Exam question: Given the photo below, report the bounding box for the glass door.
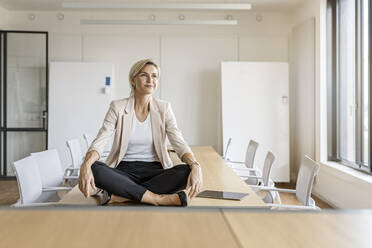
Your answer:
[0,31,48,178]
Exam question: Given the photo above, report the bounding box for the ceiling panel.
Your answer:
[0,0,306,11]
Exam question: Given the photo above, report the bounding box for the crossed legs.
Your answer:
[91,161,191,206]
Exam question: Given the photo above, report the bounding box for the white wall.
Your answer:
[291,0,372,208]
[289,18,315,180]
[5,10,291,161]
[291,0,322,164]
[0,6,9,28]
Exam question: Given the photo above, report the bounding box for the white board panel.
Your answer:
[221,62,289,182]
[49,62,114,167]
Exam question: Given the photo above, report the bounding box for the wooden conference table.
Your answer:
[59,146,266,207]
[3,147,371,247]
[1,208,371,248]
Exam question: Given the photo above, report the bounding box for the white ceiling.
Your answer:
[0,0,306,11]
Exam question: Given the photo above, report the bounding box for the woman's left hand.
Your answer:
[186,165,203,198]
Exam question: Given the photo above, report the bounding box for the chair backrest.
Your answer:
[83,133,94,151]
[295,156,320,206]
[223,138,232,160]
[261,151,276,186]
[31,149,64,187]
[66,139,84,169]
[244,140,259,168]
[12,156,42,204]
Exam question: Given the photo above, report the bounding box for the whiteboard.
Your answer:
[221,62,289,182]
[49,62,114,168]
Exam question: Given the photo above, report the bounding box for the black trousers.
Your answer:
[91,160,191,202]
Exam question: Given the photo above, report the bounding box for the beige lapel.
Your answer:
[118,96,134,161]
[149,97,163,161]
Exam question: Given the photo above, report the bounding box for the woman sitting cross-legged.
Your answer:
[78,59,203,206]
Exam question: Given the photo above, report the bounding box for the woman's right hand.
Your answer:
[78,150,99,197]
[78,163,97,198]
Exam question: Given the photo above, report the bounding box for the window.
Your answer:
[327,0,371,173]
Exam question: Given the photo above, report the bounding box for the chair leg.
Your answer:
[274,191,282,204]
[268,179,282,204]
[262,191,274,204]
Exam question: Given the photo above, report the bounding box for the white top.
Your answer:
[122,112,159,162]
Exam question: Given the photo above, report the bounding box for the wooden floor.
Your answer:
[0,180,19,206]
[0,179,332,208]
[274,183,332,209]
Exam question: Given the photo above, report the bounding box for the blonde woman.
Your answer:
[78,59,203,206]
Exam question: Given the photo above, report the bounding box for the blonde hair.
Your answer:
[128,58,160,95]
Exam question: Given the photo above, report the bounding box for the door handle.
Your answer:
[41,110,48,130]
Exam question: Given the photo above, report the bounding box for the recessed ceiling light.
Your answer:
[28,13,36,21]
[256,14,263,22]
[57,13,65,20]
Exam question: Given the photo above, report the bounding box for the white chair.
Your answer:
[224,139,280,202]
[83,133,110,157]
[251,155,320,210]
[241,151,280,203]
[83,133,94,152]
[222,137,232,160]
[12,156,71,207]
[66,138,85,175]
[31,149,78,187]
[226,139,259,171]
[226,139,261,182]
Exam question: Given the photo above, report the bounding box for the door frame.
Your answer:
[0,30,49,179]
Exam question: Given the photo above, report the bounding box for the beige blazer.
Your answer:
[88,96,193,169]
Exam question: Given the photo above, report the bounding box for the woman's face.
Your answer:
[132,64,158,95]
